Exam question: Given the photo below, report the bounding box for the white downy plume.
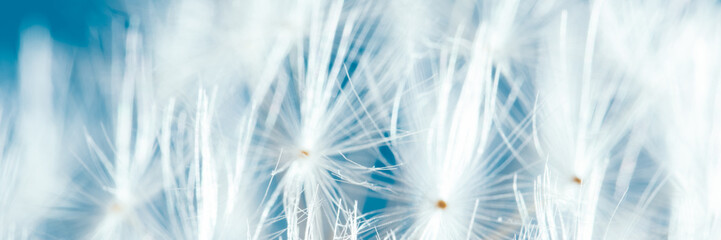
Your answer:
[2,24,74,239]
[632,1,721,238]
[251,0,393,239]
[371,16,535,238]
[42,27,171,239]
[528,1,667,239]
[368,1,555,239]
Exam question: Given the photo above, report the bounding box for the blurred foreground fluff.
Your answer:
[1,0,721,239]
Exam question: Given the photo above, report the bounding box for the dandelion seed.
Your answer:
[435,200,447,210]
[572,176,582,185]
[4,0,721,239]
[299,150,310,158]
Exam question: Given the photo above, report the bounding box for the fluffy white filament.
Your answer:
[2,0,721,239]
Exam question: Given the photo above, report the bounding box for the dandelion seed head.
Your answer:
[7,0,714,239]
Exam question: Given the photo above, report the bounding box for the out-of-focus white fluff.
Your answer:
[634,1,721,238]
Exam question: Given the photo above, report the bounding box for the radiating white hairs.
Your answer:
[2,0,720,239]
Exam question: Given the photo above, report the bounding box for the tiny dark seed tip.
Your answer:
[436,200,447,209]
[573,176,582,184]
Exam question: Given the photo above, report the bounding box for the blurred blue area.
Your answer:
[0,0,116,49]
[0,0,119,83]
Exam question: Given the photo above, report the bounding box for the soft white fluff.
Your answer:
[3,0,721,239]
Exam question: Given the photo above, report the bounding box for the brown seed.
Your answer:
[436,200,447,209]
[300,150,310,157]
[573,176,582,184]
